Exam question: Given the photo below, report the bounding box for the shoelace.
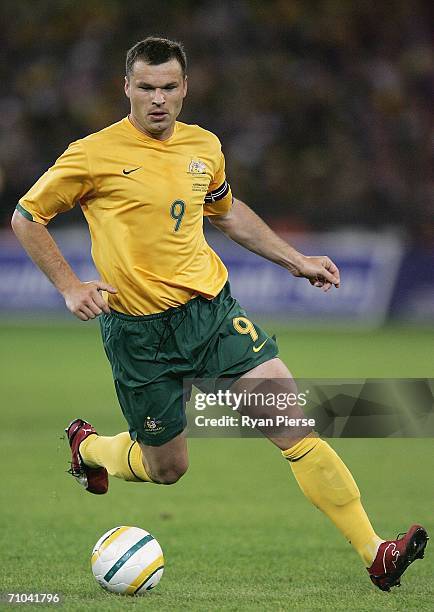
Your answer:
[66,463,83,476]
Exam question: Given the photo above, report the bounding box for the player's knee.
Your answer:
[150,460,188,485]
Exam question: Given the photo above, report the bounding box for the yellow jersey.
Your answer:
[18,117,233,314]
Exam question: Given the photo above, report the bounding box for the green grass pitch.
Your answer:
[0,321,433,611]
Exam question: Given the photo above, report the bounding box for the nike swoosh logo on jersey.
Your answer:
[253,338,269,353]
[122,167,142,175]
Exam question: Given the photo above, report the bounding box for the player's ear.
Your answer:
[124,76,130,98]
[183,75,188,98]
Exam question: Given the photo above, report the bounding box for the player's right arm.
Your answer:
[11,140,117,321]
[11,211,116,321]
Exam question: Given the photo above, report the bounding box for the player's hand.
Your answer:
[293,255,340,292]
[62,280,118,321]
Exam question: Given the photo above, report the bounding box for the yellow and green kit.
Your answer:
[17,117,278,444]
[100,283,277,445]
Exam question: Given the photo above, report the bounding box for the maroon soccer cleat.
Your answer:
[367,524,428,591]
[65,418,108,495]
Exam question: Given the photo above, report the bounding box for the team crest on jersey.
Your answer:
[188,159,207,174]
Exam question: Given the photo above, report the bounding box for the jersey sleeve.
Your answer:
[16,140,93,225]
[203,150,232,217]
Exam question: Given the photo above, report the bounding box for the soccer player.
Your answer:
[11,37,427,591]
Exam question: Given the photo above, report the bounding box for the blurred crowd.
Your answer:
[1,0,432,242]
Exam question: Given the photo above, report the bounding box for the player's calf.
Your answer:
[140,452,189,485]
[148,464,188,485]
[137,434,189,484]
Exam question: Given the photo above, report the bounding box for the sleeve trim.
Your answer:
[204,180,230,203]
[16,203,34,222]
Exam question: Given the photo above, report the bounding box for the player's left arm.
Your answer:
[208,197,340,292]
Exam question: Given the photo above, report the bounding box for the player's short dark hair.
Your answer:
[126,37,187,78]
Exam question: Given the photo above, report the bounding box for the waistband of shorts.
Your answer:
[109,295,203,321]
[108,281,230,321]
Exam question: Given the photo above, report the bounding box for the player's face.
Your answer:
[125,59,187,140]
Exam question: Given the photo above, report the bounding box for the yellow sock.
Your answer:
[282,437,383,566]
[80,433,153,483]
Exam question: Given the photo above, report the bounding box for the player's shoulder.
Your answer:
[59,119,128,163]
[176,121,222,149]
[77,119,127,148]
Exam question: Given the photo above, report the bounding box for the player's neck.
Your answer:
[128,114,175,141]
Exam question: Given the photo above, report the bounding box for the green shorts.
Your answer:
[99,282,278,446]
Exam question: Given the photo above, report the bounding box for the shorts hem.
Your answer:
[217,346,280,390]
[133,424,186,447]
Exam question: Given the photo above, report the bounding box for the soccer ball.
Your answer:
[91,526,164,595]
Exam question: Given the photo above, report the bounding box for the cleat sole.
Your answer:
[369,526,429,592]
[64,418,109,495]
[387,527,428,590]
[411,529,428,561]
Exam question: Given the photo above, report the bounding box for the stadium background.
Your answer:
[1,1,433,610]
